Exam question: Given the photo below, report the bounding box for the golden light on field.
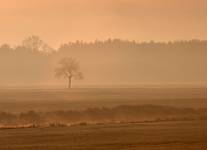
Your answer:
[1,2,207,150]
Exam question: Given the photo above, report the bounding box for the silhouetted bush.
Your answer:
[0,105,206,128]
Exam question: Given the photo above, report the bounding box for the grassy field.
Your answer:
[1,88,207,149]
[1,121,207,150]
[1,88,207,113]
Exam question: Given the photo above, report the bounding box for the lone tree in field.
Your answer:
[55,57,83,88]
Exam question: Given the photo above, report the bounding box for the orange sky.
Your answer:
[0,0,207,47]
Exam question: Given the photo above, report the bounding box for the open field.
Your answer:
[1,88,207,113]
[1,88,207,149]
[1,121,207,150]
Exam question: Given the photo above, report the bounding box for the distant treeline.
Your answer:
[2,38,207,53]
[0,37,207,86]
[1,105,207,128]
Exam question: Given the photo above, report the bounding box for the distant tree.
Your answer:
[0,44,11,50]
[55,57,83,88]
[0,44,12,54]
[22,35,54,53]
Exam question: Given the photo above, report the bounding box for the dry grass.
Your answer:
[1,121,207,150]
[1,88,207,149]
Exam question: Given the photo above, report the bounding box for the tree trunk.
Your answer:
[68,77,72,88]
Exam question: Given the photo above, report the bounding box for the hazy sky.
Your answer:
[0,0,207,47]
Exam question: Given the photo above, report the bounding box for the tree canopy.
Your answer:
[55,57,83,88]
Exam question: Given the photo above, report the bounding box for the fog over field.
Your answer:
[1,39,207,88]
[1,0,207,149]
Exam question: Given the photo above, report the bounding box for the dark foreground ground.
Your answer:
[1,121,207,150]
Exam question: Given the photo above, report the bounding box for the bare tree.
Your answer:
[22,35,54,53]
[55,57,83,88]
